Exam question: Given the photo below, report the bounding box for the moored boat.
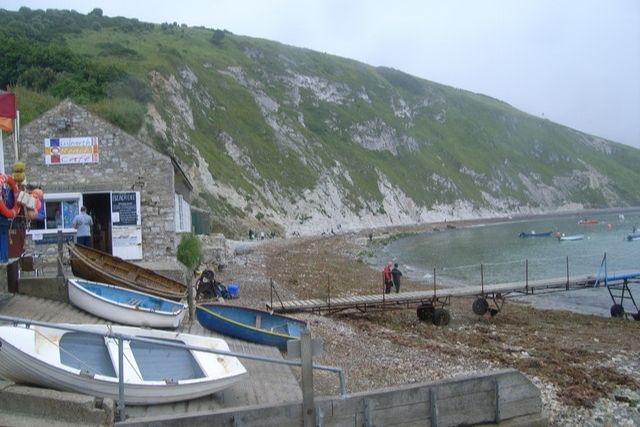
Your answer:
[627,232,640,242]
[67,278,186,328]
[196,303,307,349]
[67,243,187,300]
[0,322,247,404]
[578,219,599,225]
[519,230,553,238]
[558,233,585,241]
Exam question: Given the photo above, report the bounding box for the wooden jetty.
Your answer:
[267,272,640,325]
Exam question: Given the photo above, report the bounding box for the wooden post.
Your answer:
[433,268,437,297]
[301,328,314,427]
[57,230,64,278]
[327,274,331,308]
[480,263,484,295]
[270,278,273,308]
[525,259,529,294]
[187,272,194,321]
[566,256,569,290]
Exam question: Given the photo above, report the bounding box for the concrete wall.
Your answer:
[10,100,176,261]
[118,369,546,427]
[0,380,114,427]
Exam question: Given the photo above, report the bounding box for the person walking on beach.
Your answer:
[72,206,93,247]
[391,263,403,293]
[382,262,393,294]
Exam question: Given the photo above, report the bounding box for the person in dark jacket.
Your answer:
[391,263,403,293]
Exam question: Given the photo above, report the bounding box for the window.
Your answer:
[29,193,81,231]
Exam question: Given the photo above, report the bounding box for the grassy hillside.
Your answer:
[2,8,639,237]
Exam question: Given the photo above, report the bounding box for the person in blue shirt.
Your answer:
[72,206,93,247]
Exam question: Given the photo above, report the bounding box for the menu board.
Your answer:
[111,192,137,226]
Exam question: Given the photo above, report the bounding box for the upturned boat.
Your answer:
[0,322,247,404]
[67,243,187,300]
[67,278,187,328]
[196,303,307,349]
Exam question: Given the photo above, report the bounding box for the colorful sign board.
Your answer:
[44,137,99,165]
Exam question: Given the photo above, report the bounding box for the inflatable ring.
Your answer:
[0,175,21,219]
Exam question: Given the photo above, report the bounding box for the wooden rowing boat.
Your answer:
[67,243,187,300]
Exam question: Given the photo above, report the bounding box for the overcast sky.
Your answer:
[5,0,640,148]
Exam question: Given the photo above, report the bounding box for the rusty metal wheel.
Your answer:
[472,297,488,315]
[432,308,451,326]
[417,303,434,321]
[610,304,625,318]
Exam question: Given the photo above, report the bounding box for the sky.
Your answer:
[4,0,640,149]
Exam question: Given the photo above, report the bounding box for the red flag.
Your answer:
[0,92,17,119]
[0,117,12,132]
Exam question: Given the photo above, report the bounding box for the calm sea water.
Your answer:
[371,210,640,316]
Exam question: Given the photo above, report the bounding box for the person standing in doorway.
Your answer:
[391,263,403,293]
[72,206,93,247]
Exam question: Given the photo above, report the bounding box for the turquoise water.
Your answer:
[372,210,640,316]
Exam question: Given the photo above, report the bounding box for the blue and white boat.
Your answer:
[627,232,640,241]
[67,278,186,328]
[0,322,246,404]
[196,303,307,349]
[519,230,553,238]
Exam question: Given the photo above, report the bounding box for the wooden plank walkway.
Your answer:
[267,274,599,314]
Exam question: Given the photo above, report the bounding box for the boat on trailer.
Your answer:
[67,243,187,300]
[67,278,187,328]
[196,303,307,349]
[0,322,247,405]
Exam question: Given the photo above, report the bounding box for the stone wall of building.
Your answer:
[9,100,176,261]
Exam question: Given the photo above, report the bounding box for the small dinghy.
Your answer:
[0,322,247,405]
[558,233,585,241]
[196,303,307,349]
[67,278,187,328]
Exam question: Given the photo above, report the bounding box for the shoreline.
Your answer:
[219,230,640,426]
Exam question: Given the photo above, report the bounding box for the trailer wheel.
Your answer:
[417,303,434,321]
[472,298,488,315]
[610,304,625,318]
[432,308,451,326]
[632,311,640,321]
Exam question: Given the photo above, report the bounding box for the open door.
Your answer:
[110,192,142,260]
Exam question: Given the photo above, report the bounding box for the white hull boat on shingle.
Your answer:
[0,322,247,405]
[67,278,186,328]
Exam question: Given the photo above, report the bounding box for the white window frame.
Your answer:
[26,192,82,237]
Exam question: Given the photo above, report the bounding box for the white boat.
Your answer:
[558,233,585,241]
[67,278,187,329]
[0,322,247,405]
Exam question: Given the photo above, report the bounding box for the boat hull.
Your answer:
[558,234,585,241]
[519,231,552,238]
[67,278,186,328]
[0,323,246,405]
[196,304,307,349]
[68,243,186,300]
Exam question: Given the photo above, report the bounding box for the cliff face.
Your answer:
[134,34,638,237]
[4,9,638,238]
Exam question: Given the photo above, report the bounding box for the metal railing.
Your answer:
[0,315,345,422]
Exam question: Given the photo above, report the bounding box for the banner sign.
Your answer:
[44,137,99,164]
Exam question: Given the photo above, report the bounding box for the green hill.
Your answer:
[2,7,639,237]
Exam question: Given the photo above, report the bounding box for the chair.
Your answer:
[18,252,43,278]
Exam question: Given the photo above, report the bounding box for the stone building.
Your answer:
[5,100,191,262]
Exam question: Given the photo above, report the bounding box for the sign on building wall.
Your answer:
[111,192,142,260]
[44,137,99,164]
